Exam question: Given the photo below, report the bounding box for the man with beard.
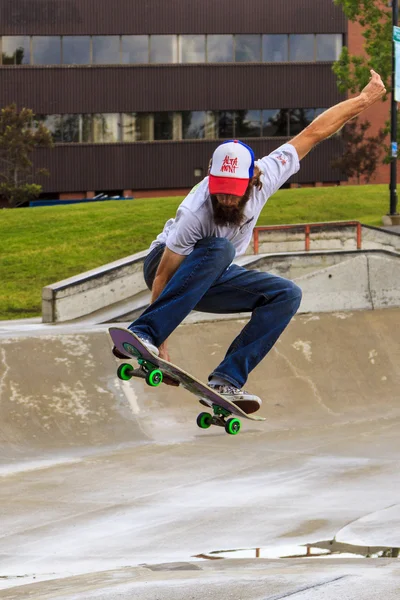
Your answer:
[121,70,385,409]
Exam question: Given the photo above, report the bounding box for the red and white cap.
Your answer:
[209,140,255,197]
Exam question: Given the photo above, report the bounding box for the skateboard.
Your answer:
[109,327,265,435]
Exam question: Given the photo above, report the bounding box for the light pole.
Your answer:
[390,0,399,216]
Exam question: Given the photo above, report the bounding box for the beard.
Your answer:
[210,194,249,227]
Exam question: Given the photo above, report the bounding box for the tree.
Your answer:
[333,0,392,94]
[0,104,53,207]
[333,1,397,169]
[331,118,386,184]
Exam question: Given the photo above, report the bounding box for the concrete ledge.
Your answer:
[42,224,400,323]
[42,250,148,323]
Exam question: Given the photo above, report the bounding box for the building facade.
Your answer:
[0,0,348,199]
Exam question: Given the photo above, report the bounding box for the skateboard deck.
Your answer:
[109,327,265,435]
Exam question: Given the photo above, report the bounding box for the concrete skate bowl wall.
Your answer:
[0,310,399,471]
[41,224,400,324]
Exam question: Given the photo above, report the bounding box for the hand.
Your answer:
[360,70,386,107]
[158,341,170,362]
[158,342,180,387]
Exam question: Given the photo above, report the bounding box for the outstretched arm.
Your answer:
[290,70,387,160]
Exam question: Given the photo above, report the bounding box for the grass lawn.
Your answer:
[0,184,391,320]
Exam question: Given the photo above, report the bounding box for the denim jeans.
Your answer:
[129,237,302,389]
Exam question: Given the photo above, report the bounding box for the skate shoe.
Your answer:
[113,332,160,358]
[209,384,262,415]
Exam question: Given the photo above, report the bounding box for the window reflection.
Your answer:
[32,37,61,65]
[92,36,120,64]
[289,108,315,135]
[121,36,149,64]
[235,35,261,62]
[180,35,205,63]
[236,110,261,138]
[62,115,80,142]
[92,114,121,142]
[2,36,30,64]
[316,34,342,61]
[150,36,178,64]
[182,111,206,139]
[62,36,90,65]
[154,112,174,140]
[205,111,217,139]
[262,35,288,62]
[207,35,234,63]
[35,115,63,142]
[122,113,152,141]
[262,109,289,136]
[217,111,235,138]
[29,109,329,143]
[289,34,315,61]
[314,108,327,118]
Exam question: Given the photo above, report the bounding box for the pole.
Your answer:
[390,0,399,215]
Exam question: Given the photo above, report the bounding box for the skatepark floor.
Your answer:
[0,309,399,599]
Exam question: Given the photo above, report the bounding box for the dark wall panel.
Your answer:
[0,64,344,113]
[1,0,346,35]
[33,139,345,193]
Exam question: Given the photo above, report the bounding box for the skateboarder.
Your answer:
[120,70,386,408]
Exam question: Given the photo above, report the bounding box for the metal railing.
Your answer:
[252,221,363,254]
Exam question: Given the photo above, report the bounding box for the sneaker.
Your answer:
[129,331,160,357]
[112,332,160,359]
[209,384,262,415]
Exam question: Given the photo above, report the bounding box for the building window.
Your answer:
[92,114,121,142]
[122,112,153,141]
[182,111,206,139]
[262,34,288,62]
[289,108,315,135]
[316,34,342,61]
[235,110,261,138]
[235,35,262,62]
[32,36,61,65]
[289,34,315,62]
[207,35,234,63]
[62,36,91,65]
[121,113,137,142]
[154,112,174,140]
[262,109,289,136]
[179,35,206,63]
[121,36,149,64]
[92,36,120,65]
[2,36,31,64]
[315,108,327,118]
[150,35,178,64]
[34,109,328,143]
[35,115,63,142]
[62,114,81,142]
[136,113,153,141]
[216,111,235,138]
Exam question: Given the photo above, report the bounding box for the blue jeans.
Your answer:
[129,237,302,389]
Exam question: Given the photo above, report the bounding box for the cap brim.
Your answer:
[209,175,249,197]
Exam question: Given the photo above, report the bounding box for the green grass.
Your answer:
[0,184,391,320]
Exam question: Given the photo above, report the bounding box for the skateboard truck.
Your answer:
[117,361,163,387]
[197,404,242,435]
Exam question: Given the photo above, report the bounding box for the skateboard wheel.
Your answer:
[225,418,241,435]
[117,363,133,381]
[197,412,213,429]
[146,369,163,387]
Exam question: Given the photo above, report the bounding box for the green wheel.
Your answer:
[225,418,241,435]
[146,369,163,387]
[197,412,213,429]
[117,363,133,381]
